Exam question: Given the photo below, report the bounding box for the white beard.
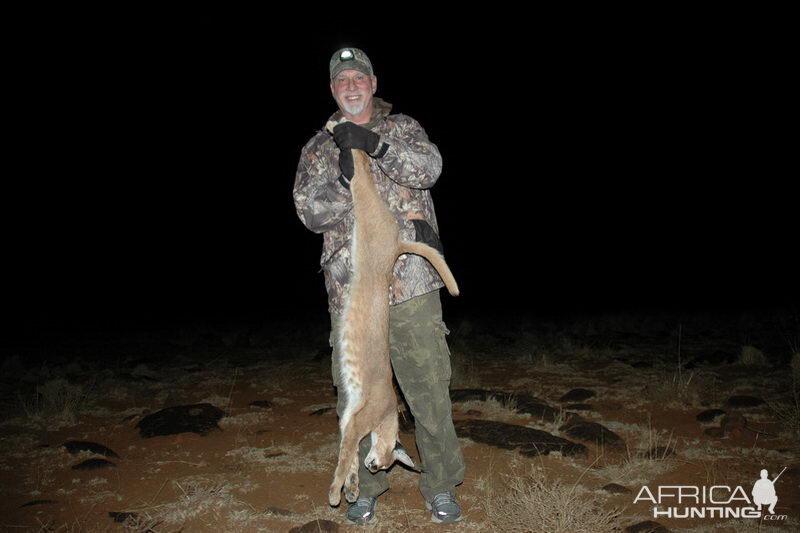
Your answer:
[340,94,368,117]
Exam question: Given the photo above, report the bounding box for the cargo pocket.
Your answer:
[434,321,452,381]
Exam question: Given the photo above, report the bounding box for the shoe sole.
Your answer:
[431,514,463,524]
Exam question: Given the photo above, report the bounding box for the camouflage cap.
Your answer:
[329,47,374,79]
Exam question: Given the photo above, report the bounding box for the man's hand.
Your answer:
[333,122,380,154]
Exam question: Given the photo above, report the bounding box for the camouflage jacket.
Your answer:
[293,98,447,314]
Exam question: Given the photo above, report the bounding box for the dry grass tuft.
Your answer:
[120,513,173,533]
[166,479,235,522]
[18,378,93,428]
[456,395,521,422]
[484,468,623,533]
[641,370,699,407]
[595,418,678,485]
[537,407,569,436]
[737,345,767,366]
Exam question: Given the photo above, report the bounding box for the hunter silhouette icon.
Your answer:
[752,468,785,515]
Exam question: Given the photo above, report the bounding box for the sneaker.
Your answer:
[346,496,377,525]
[426,492,462,524]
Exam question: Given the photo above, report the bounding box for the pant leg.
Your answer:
[389,290,465,502]
[329,312,390,499]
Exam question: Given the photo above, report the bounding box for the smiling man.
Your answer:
[293,48,464,525]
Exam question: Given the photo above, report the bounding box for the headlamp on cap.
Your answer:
[329,47,373,79]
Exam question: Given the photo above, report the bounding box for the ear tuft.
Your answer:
[326,117,349,134]
[393,441,415,468]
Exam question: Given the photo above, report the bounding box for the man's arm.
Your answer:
[374,115,443,189]
[293,138,353,234]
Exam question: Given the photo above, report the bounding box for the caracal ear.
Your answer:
[326,118,347,134]
[393,441,415,468]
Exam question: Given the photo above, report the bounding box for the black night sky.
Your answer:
[5,13,796,356]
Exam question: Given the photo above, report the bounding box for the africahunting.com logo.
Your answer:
[634,468,788,521]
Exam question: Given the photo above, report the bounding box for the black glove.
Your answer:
[337,149,354,189]
[333,122,380,154]
[412,219,445,255]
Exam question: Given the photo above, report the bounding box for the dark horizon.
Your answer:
[6,16,796,347]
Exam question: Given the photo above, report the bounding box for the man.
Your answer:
[293,48,464,525]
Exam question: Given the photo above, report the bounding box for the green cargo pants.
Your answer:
[330,289,465,502]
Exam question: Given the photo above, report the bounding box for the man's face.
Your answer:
[330,69,377,124]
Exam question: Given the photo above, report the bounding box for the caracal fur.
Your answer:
[326,119,459,507]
